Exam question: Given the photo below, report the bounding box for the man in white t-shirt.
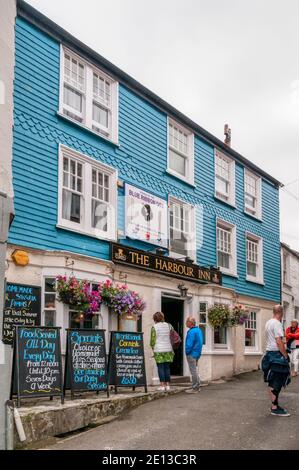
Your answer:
[262,305,291,417]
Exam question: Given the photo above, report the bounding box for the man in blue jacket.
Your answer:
[185,316,203,394]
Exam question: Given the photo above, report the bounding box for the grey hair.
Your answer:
[291,319,299,324]
[186,316,196,326]
[273,305,283,315]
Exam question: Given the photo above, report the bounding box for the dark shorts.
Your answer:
[261,351,290,393]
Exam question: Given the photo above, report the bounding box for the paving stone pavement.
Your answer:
[41,371,299,450]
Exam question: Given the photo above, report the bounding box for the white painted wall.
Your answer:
[6,245,275,386]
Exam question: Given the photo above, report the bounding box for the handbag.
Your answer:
[169,324,182,350]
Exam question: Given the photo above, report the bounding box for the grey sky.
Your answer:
[27,0,299,250]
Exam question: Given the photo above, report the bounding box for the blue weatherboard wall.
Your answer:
[10,16,281,302]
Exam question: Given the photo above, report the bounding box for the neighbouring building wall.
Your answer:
[281,243,299,326]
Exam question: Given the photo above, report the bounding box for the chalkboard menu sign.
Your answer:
[108,331,147,393]
[10,326,64,407]
[2,283,41,345]
[64,329,109,398]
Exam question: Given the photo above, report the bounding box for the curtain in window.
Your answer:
[92,200,108,231]
[62,189,81,223]
[214,327,227,344]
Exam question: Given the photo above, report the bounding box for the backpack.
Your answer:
[168,324,182,350]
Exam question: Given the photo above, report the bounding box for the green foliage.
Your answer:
[208,304,231,328]
[208,304,248,328]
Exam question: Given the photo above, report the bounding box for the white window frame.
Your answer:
[213,325,229,349]
[246,232,264,284]
[244,309,260,353]
[198,302,208,348]
[57,144,117,241]
[212,303,232,350]
[216,219,237,277]
[42,277,57,327]
[59,46,119,144]
[168,195,196,259]
[167,117,194,185]
[244,169,262,220]
[214,149,235,206]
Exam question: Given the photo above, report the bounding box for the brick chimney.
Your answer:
[224,124,231,147]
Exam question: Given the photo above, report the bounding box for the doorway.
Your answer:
[161,296,184,376]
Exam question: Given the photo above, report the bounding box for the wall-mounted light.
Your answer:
[185,257,194,264]
[178,283,188,298]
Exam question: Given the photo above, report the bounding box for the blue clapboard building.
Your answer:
[7,0,282,382]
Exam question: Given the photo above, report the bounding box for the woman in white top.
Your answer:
[150,311,174,391]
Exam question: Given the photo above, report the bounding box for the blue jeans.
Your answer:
[157,362,171,383]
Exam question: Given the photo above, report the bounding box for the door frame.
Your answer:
[161,292,185,376]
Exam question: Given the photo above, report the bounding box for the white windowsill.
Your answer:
[244,209,262,222]
[246,276,265,286]
[214,194,236,209]
[169,251,196,261]
[244,351,263,356]
[57,112,120,147]
[202,350,234,355]
[56,223,117,242]
[220,269,239,279]
[165,169,196,188]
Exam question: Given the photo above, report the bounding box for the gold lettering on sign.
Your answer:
[167,261,174,273]
[178,265,184,275]
[187,267,195,277]
[130,252,150,266]
[198,270,211,281]
[172,263,178,274]
[155,259,163,270]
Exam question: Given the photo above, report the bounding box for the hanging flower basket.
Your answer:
[208,304,231,328]
[208,303,249,328]
[55,276,101,314]
[56,276,146,319]
[230,304,248,326]
[98,280,146,319]
[97,280,126,309]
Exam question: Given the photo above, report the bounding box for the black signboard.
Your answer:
[10,326,64,407]
[111,243,222,285]
[64,329,109,399]
[108,331,147,393]
[2,283,41,345]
